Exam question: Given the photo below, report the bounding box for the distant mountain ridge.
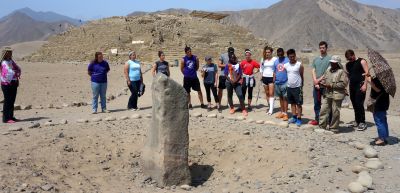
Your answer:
[13,7,83,25]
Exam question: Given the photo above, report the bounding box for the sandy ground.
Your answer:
[0,52,400,192]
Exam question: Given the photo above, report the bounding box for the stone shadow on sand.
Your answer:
[190,164,214,187]
[20,117,49,122]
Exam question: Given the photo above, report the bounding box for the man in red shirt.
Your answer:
[240,49,260,110]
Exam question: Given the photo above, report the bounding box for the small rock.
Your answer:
[58,132,65,138]
[119,116,129,120]
[314,129,326,133]
[91,117,102,122]
[9,126,23,131]
[365,158,384,170]
[357,171,373,189]
[348,182,366,193]
[63,145,73,152]
[62,103,70,107]
[264,120,276,125]
[34,105,43,109]
[278,122,289,128]
[363,146,378,158]
[28,123,41,129]
[59,119,68,124]
[22,105,32,110]
[207,114,217,118]
[55,106,62,109]
[256,120,264,124]
[180,184,192,191]
[243,131,250,135]
[105,116,116,121]
[2,132,11,135]
[236,116,246,121]
[44,122,55,127]
[81,102,88,106]
[41,184,54,191]
[131,114,142,119]
[245,119,255,123]
[14,104,22,110]
[352,165,367,174]
[76,119,89,123]
[353,142,366,150]
[217,115,224,119]
[192,112,202,118]
[47,104,54,108]
[227,116,236,120]
[145,114,152,118]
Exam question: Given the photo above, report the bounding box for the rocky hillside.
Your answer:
[0,12,74,47]
[27,14,268,63]
[223,0,400,50]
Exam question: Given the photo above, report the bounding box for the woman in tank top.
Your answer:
[152,51,170,77]
[124,51,143,111]
[260,46,277,115]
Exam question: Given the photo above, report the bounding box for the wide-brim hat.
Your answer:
[329,55,343,69]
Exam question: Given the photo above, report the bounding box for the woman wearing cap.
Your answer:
[224,54,247,116]
[318,55,348,132]
[124,51,143,111]
[152,51,170,77]
[240,49,260,110]
[88,52,110,114]
[260,46,277,115]
[1,47,21,123]
[201,56,220,111]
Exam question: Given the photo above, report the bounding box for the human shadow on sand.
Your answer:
[20,117,49,122]
[190,164,214,187]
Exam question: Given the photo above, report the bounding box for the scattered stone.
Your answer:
[352,165,367,174]
[363,146,378,158]
[8,126,23,132]
[217,115,224,119]
[72,101,81,107]
[59,119,68,125]
[91,117,102,122]
[44,122,55,127]
[119,116,129,120]
[353,142,366,150]
[62,103,70,107]
[47,104,54,108]
[63,145,73,152]
[227,116,236,120]
[314,129,325,133]
[105,116,117,121]
[365,158,384,170]
[245,119,255,123]
[236,116,246,121]
[131,114,142,119]
[2,132,11,135]
[256,120,264,124]
[28,122,41,129]
[14,104,22,110]
[55,106,62,109]
[348,182,366,193]
[243,131,250,135]
[357,171,373,189]
[145,114,152,118]
[81,102,88,106]
[41,184,54,191]
[180,184,192,191]
[34,106,43,109]
[142,74,191,186]
[207,114,217,118]
[76,119,89,123]
[192,112,202,118]
[22,105,32,110]
[58,132,65,138]
[264,120,276,125]
[278,122,289,128]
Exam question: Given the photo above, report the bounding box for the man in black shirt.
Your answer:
[345,50,369,131]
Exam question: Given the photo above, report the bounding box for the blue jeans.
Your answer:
[91,82,107,112]
[373,111,389,140]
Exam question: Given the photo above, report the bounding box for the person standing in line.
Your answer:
[365,74,390,146]
[151,51,170,77]
[218,47,235,107]
[260,46,277,115]
[319,55,348,132]
[88,52,110,114]
[273,48,289,121]
[285,49,304,127]
[201,56,220,111]
[240,49,260,111]
[309,41,332,126]
[124,51,143,111]
[180,46,205,109]
[1,47,21,123]
[225,54,247,116]
[345,49,369,131]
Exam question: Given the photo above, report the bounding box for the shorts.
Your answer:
[287,87,303,105]
[218,76,227,89]
[262,77,274,85]
[183,77,201,93]
[275,83,287,98]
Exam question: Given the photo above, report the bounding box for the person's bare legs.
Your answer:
[283,99,288,114]
[279,96,284,114]
[197,90,204,105]
[264,85,269,108]
[291,104,297,117]
[297,105,302,119]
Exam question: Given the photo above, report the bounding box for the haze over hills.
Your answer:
[127,8,191,17]
[223,0,400,50]
[0,8,81,47]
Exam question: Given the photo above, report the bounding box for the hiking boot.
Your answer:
[357,123,367,131]
[308,120,318,126]
[282,114,289,121]
[242,109,248,117]
[275,112,284,119]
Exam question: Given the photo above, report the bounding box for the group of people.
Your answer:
[0,42,391,146]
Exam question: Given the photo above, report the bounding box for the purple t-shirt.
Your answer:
[88,60,110,83]
[183,55,198,78]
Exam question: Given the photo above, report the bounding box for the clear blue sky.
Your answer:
[1,0,399,20]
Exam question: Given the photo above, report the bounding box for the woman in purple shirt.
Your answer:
[88,52,110,114]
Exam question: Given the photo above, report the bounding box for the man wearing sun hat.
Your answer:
[318,55,348,132]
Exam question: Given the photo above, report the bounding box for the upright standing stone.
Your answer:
[142,74,191,187]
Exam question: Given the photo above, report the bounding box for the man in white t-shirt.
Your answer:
[284,49,304,127]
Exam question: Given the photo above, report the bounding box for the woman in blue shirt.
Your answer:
[124,51,143,111]
[88,52,110,114]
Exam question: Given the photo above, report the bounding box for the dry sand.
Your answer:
[0,52,400,192]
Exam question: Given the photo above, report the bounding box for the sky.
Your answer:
[1,0,399,20]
